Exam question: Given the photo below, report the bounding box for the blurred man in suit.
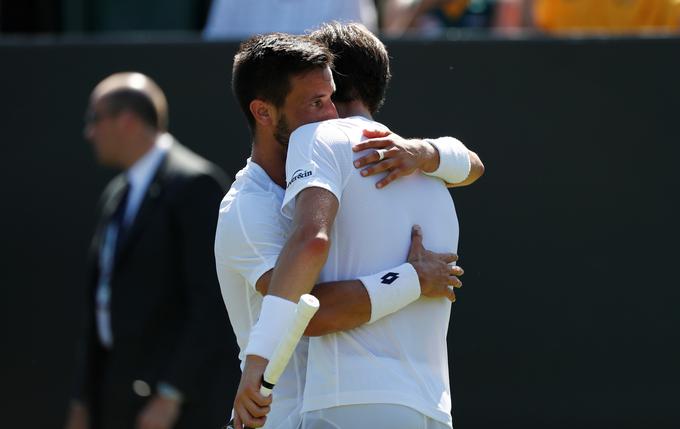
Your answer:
[65,72,233,429]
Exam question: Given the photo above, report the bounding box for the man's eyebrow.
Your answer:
[309,92,330,100]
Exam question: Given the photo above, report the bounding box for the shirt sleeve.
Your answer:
[215,193,285,289]
[281,121,351,219]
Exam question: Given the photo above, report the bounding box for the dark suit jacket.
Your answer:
[74,139,236,429]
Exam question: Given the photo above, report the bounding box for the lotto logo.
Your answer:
[381,272,399,285]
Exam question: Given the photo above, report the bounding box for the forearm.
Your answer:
[263,225,450,337]
[245,220,331,360]
[267,188,337,302]
[448,150,484,187]
[306,280,370,336]
[266,224,330,303]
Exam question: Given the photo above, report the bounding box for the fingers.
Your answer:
[359,155,414,190]
[441,253,459,264]
[249,387,273,408]
[355,130,392,145]
[375,168,404,189]
[447,286,457,303]
[233,414,242,429]
[232,369,272,429]
[449,263,463,292]
[246,397,271,417]
[234,408,264,429]
[446,274,462,302]
[416,253,464,301]
[239,386,271,417]
[354,144,395,169]
[358,157,398,180]
[354,137,393,152]
[411,224,423,241]
[361,128,392,139]
[408,225,424,260]
[234,403,267,428]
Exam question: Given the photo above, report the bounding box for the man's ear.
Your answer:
[250,99,275,127]
[115,110,137,132]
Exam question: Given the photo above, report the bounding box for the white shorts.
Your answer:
[301,404,450,429]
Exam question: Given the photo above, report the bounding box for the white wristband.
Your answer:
[359,262,421,324]
[423,137,471,184]
[245,295,298,360]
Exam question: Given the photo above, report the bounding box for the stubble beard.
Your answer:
[273,113,292,148]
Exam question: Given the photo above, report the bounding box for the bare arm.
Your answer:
[448,150,484,187]
[266,187,338,302]
[232,187,336,428]
[257,270,368,336]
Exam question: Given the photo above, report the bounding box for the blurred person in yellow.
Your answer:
[535,0,680,34]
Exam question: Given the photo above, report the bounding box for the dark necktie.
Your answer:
[112,180,130,255]
[96,179,130,348]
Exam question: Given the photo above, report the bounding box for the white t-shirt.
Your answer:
[215,158,308,429]
[283,116,459,427]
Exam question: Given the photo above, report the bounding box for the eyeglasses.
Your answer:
[84,110,115,124]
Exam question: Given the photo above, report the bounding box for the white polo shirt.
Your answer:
[283,116,459,427]
[215,158,308,429]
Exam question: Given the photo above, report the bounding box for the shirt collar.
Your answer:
[126,133,172,189]
[245,157,285,199]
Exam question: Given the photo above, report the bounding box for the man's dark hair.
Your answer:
[101,88,163,131]
[309,22,391,115]
[232,33,334,130]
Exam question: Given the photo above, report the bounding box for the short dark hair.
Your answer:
[101,88,162,130]
[309,22,391,115]
[232,33,334,130]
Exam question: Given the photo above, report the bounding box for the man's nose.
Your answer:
[325,102,338,120]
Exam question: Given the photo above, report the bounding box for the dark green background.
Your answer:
[1,37,678,428]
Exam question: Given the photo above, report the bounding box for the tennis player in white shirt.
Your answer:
[237,23,484,429]
[223,29,483,428]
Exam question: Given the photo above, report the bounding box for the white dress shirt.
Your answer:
[122,133,172,227]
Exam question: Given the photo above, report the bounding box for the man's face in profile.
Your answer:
[272,66,337,146]
[83,97,123,167]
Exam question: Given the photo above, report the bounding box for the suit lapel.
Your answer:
[115,148,173,265]
[102,177,129,223]
[92,176,128,252]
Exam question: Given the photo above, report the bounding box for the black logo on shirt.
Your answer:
[287,169,312,188]
[381,272,399,285]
